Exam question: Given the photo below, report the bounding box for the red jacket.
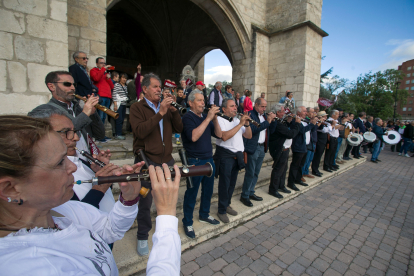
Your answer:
[90,67,114,98]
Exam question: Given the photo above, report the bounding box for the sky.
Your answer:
[204,0,414,86]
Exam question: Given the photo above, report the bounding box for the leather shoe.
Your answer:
[370,160,378,163]
[332,165,339,169]
[301,177,306,182]
[312,172,323,177]
[343,157,352,160]
[240,197,253,207]
[249,194,263,201]
[269,191,283,198]
[376,159,381,162]
[217,213,229,223]
[303,174,315,178]
[336,161,345,164]
[295,181,309,186]
[323,167,333,173]
[330,167,338,171]
[279,188,291,193]
[288,184,300,191]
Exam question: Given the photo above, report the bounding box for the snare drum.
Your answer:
[347,133,362,146]
[363,132,377,143]
[383,130,401,145]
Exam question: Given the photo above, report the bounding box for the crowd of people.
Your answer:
[0,50,413,275]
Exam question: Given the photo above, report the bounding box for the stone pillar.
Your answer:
[251,32,269,101]
[67,0,107,69]
[0,0,69,115]
[194,56,205,83]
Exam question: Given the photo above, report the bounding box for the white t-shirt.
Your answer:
[68,155,115,213]
[302,121,311,145]
[258,114,266,143]
[216,116,245,153]
[327,118,340,138]
[283,138,293,149]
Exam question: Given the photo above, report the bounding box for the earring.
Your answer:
[7,197,11,203]
[18,199,23,205]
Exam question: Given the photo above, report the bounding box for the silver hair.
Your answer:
[270,103,284,114]
[221,98,234,108]
[27,108,68,121]
[330,109,339,117]
[72,51,86,61]
[374,117,382,125]
[215,81,222,88]
[314,106,319,110]
[295,106,305,115]
[254,97,263,105]
[188,89,203,102]
[141,73,162,89]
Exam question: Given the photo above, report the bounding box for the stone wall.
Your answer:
[0,0,68,114]
[193,56,205,83]
[67,0,107,69]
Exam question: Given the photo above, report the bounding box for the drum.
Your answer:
[363,132,377,143]
[383,130,401,145]
[347,133,363,146]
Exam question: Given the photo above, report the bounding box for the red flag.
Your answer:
[317,97,335,107]
[284,108,291,114]
[87,134,99,156]
[164,80,177,88]
[185,78,193,87]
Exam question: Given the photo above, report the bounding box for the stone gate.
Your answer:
[0,0,327,115]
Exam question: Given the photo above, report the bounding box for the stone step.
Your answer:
[112,156,367,276]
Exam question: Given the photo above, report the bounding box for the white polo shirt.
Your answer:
[258,114,266,143]
[327,117,340,138]
[302,121,311,145]
[216,116,246,153]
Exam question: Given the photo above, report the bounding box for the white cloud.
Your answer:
[377,39,414,71]
[204,65,232,86]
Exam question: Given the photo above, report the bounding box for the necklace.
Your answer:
[0,223,61,232]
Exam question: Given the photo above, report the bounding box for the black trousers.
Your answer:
[269,149,290,193]
[288,152,307,186]
[218,157,239,214]
[312,134,328,173]
[344,144,353,158]
[352,144,361,157]
[135,156,175,240]
[324,137,338,168]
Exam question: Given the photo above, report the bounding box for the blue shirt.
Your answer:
[145,97,163,141]
[182,111,216,159]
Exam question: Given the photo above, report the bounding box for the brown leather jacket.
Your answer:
[129,99,183,164]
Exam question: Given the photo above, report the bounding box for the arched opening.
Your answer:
[106,0,246,82]
[204,49,232,87]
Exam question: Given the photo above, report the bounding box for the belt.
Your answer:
[330,137,338,140]
[258,143,264,146]
[283,148,289,151]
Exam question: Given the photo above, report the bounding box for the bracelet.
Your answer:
[119,193,140,206]
[244,124,250,127]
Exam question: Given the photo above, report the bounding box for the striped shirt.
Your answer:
[112,83,129,105]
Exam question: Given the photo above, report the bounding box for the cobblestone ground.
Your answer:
[181,148,414,276]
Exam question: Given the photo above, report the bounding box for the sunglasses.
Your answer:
[79,57,89,60]
[53,82,77,87]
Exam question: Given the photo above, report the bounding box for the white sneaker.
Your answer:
[137,239,149,256]
[398,153,402,156]
[405,154,410,157]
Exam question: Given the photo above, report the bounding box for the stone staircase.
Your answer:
[96,134,367,276]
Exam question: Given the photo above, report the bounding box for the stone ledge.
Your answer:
[252,21,329,38]
[113,156,366,275]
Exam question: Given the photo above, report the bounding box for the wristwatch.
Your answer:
[119,193,140,206]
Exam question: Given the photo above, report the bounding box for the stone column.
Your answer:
[0,0,69,115]
[194,56,205,83]
[67,0,107,69]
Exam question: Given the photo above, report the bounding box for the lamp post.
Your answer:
[393,81,401,122]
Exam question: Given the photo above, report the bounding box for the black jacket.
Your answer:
[69,63,94,97]
[403,124,414,140]
[269,121,301,163]
[243,108,277,154]
[291,122,316,153]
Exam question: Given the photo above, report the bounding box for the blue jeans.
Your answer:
[98,97,111,124]
[333,137,343,165]
[400,137,412,154]
[241,144,265,199]
[302,150,315,175]
[115,105,126,136]
[182,157,216,226]
[371,141,382,161]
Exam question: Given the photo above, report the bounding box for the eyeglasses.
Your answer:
[79,57,89,60]
[56,129,81,140]
[99,62,106,65]
[52,82,77,87]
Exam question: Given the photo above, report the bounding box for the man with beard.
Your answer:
[29,71,105,160]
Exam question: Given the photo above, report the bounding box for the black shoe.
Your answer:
[294,181,308,186]
[353,156,360,159]
[184,225,196,239]
[199,215,220,225]
[376,159,381,162]
[343,157,351,160]
[330,167,338,171]
[288,184,300,191]
[323,168,333,173]
[312,172,323,177]
[332,165,339,169]
[371,160,378,163]
[249,194,263,201]
[279,187,292,193]
[269,191,283,198]
[240,197,253,207]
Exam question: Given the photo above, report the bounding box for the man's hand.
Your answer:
[106,73,111,79]
[150,164,180,216]
[159,96,173,116]
[104,65,112,70]
[82,94,99,116]
[267,112,276,123]
[207,106,220,121]
[118,161,146,201]
[90,149,111,172]
[92,164,120,194]
[239,112,251,126]
[168,94,178,112]
[294,116,302,123]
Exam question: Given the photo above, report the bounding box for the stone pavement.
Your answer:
[180,148,414,276]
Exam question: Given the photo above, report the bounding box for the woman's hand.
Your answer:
[90,150,111,172]
[118,161,146,201]
[150,164,180,216]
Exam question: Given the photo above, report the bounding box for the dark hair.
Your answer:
[0,116,51,178]
[287,92,293,97]
[177,87,183,92]
[119,73,128,80]
[111,71,119,79]
[349,113,354,117]
[225,85,232,91]
[45,71,73,91]
[245,90,252,97]
[142,73,162,89]
[358,111,366,118]
[96,57,104,64]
